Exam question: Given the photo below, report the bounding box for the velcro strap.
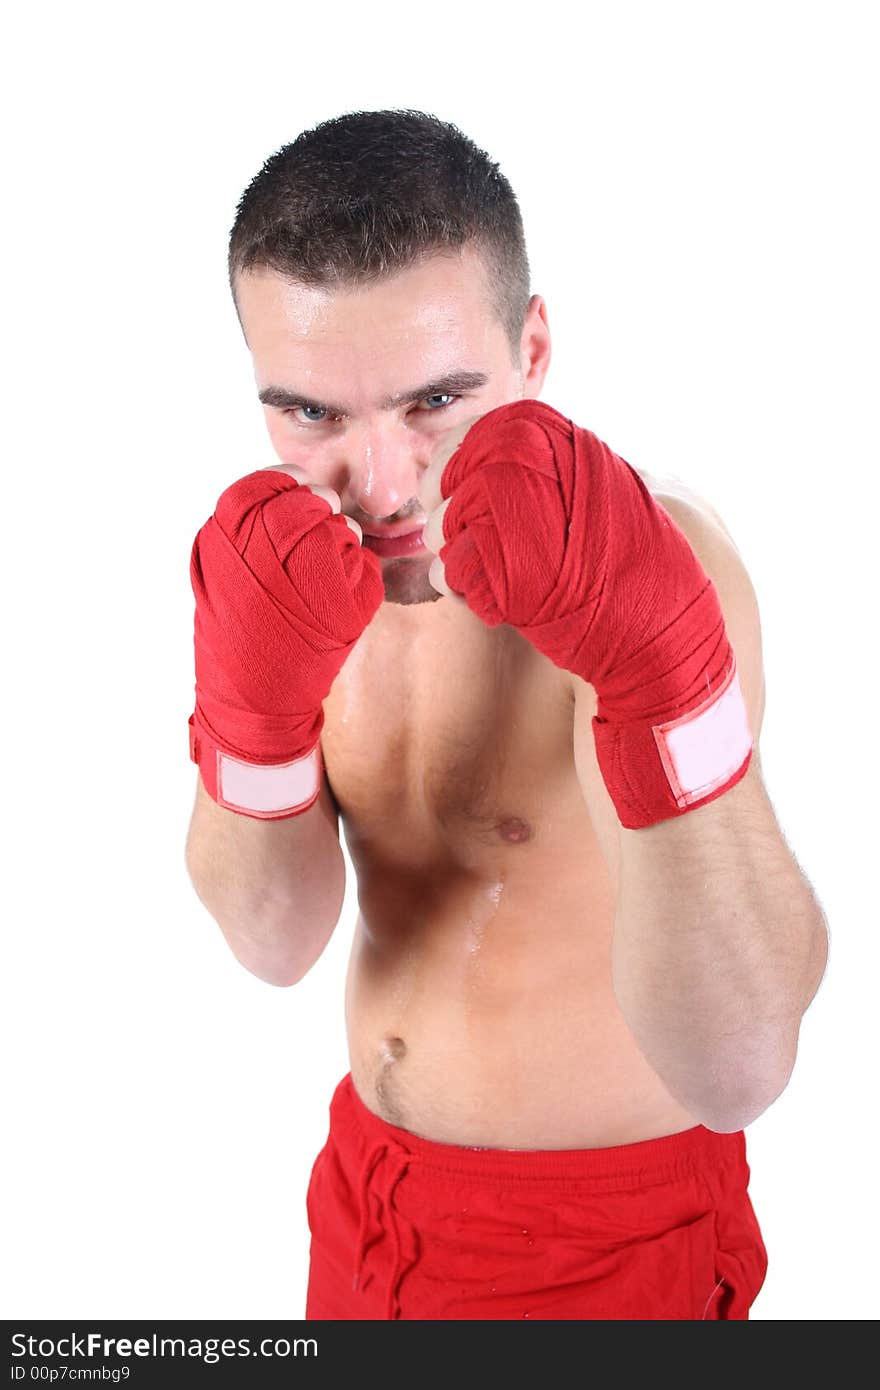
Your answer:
[188,714,323,819]
[216,744,322,817]
[652,659,753,808]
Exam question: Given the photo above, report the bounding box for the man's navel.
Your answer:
[379,1035,407,1064]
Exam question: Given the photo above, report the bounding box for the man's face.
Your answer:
[234,245,550,606]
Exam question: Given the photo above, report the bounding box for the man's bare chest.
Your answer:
[319,601,585,872]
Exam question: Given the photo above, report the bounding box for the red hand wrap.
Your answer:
[189,470,383,818]
[439,400,753,829]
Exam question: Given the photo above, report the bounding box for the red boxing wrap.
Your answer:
[439,400,753,830]
[189,470,383,819]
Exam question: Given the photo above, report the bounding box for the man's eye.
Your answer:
[283,405,335,424]
[282,394,459,425]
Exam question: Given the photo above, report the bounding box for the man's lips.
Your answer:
[360,524,427,558]
[359,519,427,538]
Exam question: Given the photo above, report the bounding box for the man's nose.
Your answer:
[346,422,423,520]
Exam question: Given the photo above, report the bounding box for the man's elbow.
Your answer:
[698,1049,799,1134]
[698,926,828,1134]
[225,927,335,988]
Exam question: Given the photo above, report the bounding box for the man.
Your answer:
[184,109,828,1320]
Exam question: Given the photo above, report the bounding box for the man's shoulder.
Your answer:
[630,464,738,547]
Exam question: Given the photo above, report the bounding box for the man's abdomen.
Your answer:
[343,861,701,1149]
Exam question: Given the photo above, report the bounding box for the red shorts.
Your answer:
[305,1073,768,1321]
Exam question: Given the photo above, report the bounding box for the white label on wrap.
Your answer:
[216,745,321,817]
[653,661,752,807]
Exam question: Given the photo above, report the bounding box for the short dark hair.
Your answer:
[227,109,531,364]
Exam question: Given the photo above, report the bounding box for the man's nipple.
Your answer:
[496,816,533,844]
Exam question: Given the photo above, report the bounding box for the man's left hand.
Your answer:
[417,398,754,830]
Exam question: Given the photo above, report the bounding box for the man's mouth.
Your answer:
[361,525,427,558]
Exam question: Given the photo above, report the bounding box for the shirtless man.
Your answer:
[184,110,828,1320]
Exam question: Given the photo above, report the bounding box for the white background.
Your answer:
[3,0,876,1321]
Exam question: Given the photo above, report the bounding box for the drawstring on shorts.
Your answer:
[351,1138,418,1319]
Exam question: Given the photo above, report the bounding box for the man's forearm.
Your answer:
[185,772,346,986]
[611,757,829,1132]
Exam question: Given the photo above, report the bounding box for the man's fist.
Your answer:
[188,466,384,818]
[257,461,365,543]
[414,398,752,829]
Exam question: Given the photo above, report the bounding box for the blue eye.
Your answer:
[283,394,459,425]
[283,405,333,424]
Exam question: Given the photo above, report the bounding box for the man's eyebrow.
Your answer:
[257,370,491,416]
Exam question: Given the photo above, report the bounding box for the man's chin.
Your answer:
[378,553,444,607]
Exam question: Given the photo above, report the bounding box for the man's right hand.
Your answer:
[188,465,384,813]
[259,462,364,544]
